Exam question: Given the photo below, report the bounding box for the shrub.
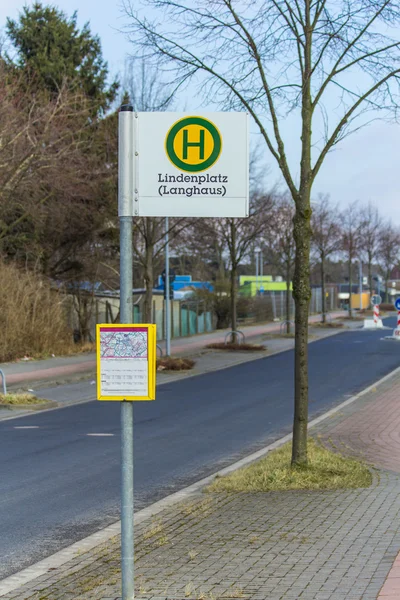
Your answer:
[0,261,72,361]
[192,283,254,329]
[206,342,266,351]
[379,303,396,312]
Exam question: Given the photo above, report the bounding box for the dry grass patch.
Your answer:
[37,341,97,359]
[142,517,164,540]
[223,587,248,598]
[261,332,294,340]
[185,581,196,598]
[0,261,74,362]
[0,393,48,405]
[157,357,195,371]
[206,342,266,351]
[181,497,213,517]
[207,438,372,493]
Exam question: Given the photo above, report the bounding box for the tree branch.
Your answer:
[313,69,400,180]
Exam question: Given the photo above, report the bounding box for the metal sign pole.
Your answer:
[359,260,363,310]
[165,216,171,356]
[255,251,259,295]
[119,104,134,600]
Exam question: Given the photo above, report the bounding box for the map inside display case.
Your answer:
[96,324,156,401]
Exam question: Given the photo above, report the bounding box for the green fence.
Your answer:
[153,300,213,341]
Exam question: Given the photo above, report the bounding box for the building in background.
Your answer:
[156,275,213,299]
[239,275,293,297]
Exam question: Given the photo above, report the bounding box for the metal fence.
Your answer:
[152,300,213,341]
[246,287,339,324]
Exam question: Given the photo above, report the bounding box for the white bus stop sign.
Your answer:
[133,112,249,218]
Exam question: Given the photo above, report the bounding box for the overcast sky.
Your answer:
[1,0,400,223]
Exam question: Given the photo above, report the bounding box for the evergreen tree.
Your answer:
[6,3,118,113]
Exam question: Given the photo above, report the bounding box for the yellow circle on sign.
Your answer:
[172,125,215,165]
[165,116,222,173]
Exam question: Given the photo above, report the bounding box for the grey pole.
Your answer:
[359,260,363,311]
[271,291,277,319]
[119,104,134,600]
[255,251,259,295]
[165,217,171,356]
[255,247,261,295]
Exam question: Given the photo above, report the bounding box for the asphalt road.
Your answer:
[1,319,399,579]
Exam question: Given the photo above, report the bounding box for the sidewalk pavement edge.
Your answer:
[1,361,399,597]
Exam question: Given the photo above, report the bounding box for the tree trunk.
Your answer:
[215,240,226,282]
[321,254,326,323]
[286,263,291,334]
[75,293,93,343]
[368,253,373,298]
[348,260,353,318]
[143,242,154,323]
[292,191,312,466]
[386,270,390,304]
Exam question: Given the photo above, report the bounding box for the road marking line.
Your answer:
[13,426,39,429]
[1,360,399,597]
[86,433,114,437]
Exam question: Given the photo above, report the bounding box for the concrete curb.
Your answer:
[1,360,399,597]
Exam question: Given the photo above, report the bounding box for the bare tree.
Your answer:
[311,196,341,323]
[201,193,273,341]
[124,55,175,112]
[132,217,187,322]
[379,224,400,302]
[341,203,363,318]
[0,64,119,288]
[0,70,95,255]
[360,202,383,296]
[126,0,400,465]
[264,195,295,333]
[170,217,228,282]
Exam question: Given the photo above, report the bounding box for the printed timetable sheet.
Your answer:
[97,325,156,400]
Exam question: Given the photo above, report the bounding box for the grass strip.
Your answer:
[312,322,344,328]
[207,438,372,493]
[0,393,48,405]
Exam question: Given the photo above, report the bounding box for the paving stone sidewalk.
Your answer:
[2,368,400,600]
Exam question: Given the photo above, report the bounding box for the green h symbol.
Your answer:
[182,128,205,160]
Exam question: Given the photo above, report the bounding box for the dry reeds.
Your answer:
[0,261,73,361]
